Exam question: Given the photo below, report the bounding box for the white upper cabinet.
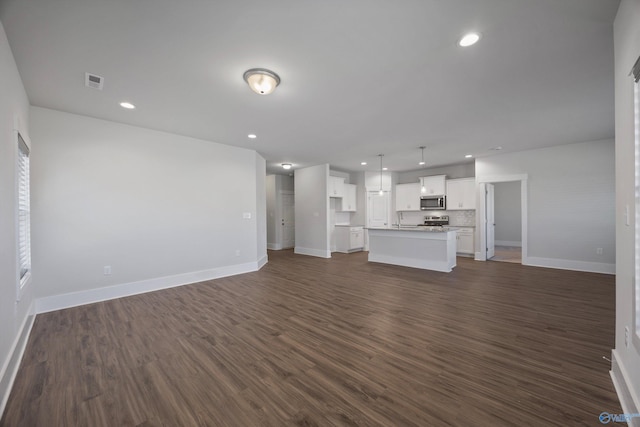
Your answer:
[419,175,446,196]
[395,182,422,211]
[329,176,345,198]
[446,178,476,210]
[339,184,357,211]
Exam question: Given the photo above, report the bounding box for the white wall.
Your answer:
[476,139,615,273]
[254,153,267,264]
[266,175,277,247]
[294,164,330,258]
[0,21,35,415]
[613,0,640,419]
[30,107,267,305]
[494,181,522,246]
[397,162,475,184]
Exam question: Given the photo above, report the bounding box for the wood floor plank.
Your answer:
[1,250,621,426]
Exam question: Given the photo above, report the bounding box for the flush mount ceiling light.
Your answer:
[419,146,426,166]
[458,32,481,47]
[243,68,281,95]
[119,101,135,109]
[248,134,257,139]
[361,162,367,166]
[465,154,473,158]
[282,163,292,170]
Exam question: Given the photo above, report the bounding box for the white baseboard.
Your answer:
[524,256,615,275]
[257,254,268,269]
[294,246,331,258]
[610,349,640,427]
[36,260,262,314]
[0,301,36,418]
[267,243,282,250]
[495,240,522,247]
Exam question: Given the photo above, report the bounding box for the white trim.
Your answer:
[495,240,522,247]
[35,261,262,314]
[524,256,615,275]
[0,301,36,417]
[294,246,331,258]
[477,174,529,184]
[257,255,268,270]
[267,243,282,250]
[611,350,640,427]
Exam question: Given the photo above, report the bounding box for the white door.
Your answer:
[486,183,495,259]
[281,192,295,249]
[368,192,389,228]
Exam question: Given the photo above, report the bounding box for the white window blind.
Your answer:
[17,132,31,285]
[635,75,640,340]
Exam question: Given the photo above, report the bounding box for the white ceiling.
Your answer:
[0,0,619,175]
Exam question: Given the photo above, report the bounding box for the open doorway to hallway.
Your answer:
[490,181,522,264]
[477,174,528,265]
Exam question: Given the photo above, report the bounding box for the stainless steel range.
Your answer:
[422,215,449,227]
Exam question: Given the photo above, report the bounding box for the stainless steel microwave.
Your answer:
[420,195,446,210]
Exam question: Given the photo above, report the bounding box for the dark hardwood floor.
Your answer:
[1,250,621,426]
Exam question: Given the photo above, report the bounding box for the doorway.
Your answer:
[491,181,522,263]
[367,191,390,228]
[281,191,295,249]
[477,175,528,264]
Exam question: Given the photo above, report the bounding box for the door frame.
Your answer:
[476,174,528,263]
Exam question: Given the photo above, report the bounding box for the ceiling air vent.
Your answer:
[85,72,104,90]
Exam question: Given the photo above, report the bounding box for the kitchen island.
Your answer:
[367,227,457,272]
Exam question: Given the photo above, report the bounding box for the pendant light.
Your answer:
[419,146,427,193]
[378,154,384,196]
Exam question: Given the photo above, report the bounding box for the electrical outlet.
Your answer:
[625,326,629,348]
[103,265,112,276]
[596,248,603,255]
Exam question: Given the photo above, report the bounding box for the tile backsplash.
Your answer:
[447,210,476,226]
[397,210,475,226]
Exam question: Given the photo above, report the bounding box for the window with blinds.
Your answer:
[17,132,31,287]
[634,56,640,342]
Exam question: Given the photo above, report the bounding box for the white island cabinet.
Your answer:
[367,227,457,272]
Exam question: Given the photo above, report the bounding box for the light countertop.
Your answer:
[367,226,457,233]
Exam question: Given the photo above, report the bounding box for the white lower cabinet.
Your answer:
[455,227,475,255]
[335,226,364,253]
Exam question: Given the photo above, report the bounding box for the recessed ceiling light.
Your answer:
[119,102,135,109]
[465,154,473,158]
[382,167,388,171]
[361,162,367,166]
[282,163,292,170]
[248,134,257,139]
[419,161,426,165]
[459,32,481,47]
